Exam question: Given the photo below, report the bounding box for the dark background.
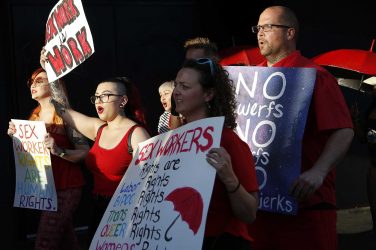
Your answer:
[1,0,375,249]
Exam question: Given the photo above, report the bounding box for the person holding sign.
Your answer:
[41,52,151,245]
[7,67,90,250]
[173,58,259,249]
[248,6,354,250]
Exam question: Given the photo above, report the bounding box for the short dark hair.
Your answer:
[101,77,147,127]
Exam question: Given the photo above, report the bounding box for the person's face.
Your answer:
[173,68,212,122]
[257,8,290,59]
[159,87,173,111]
[93,82,126,122]
[30,71,50,100]
[185,48,207,60]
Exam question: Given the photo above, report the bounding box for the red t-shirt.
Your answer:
[85,124,138,196]
[48,126,84,190]
[205,128,259,241]
[259,51,353,207]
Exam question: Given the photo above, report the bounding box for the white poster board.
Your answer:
[90,117,225,250]
[44,0,94,82]
[11,119,58,211]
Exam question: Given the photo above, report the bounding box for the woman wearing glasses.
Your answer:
[173,58,259,249]
[7,67,90,249]
[40,50,150,245]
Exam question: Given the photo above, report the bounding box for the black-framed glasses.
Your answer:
[196,58,215,76]
[90,94,123,104]
[251,24,291,33]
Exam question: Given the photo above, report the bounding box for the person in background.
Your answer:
[352,85,376,234]
[157,80,182,134]
[40,50,151,245]
[173,58,259,249]
[7,67,89,250]
[184,37,220,60]
[248,6,354,250]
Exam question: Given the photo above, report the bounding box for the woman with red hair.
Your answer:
[7,67,90,249]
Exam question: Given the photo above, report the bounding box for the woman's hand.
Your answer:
[44,133,62,156]
[40,47,48,70]
[7,121,16,137]
[206,147,239,190]
[207,146,258,223]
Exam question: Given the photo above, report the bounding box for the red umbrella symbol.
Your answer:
[164,187,203,241]
[219,45,264,66]
[312,39,376,92]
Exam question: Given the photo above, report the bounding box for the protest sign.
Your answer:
[226,66,316,215]
[90,117,224,250]
[44,0,94,82]
[11,119,57,211]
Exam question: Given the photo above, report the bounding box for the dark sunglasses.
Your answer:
[196,58,215,76]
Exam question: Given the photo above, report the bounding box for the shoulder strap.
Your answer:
[94,123,107,140]
[127,125,140,154]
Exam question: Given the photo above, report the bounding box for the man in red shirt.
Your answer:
[248,6,354,250]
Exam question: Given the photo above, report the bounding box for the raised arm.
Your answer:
[49,81,104,141]
[41,47,104,140]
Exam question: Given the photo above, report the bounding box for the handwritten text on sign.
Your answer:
[90,117,224,250]
[11,119,58,211]
[226,66,316,215]
[44,0,94,82]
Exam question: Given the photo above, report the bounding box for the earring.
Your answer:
[206,101,211,111]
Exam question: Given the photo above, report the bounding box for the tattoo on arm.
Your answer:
[50,80,68,105]
[49,80,69,115]
[67,125,89,146]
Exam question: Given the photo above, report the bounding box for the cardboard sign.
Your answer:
[44,0,94,82]
[90,117,224,250]
[226,66,316,215]
[11,119,57,211]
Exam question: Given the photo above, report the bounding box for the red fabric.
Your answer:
[165,187,203,235]
[249,51,352,249]
[35,188,82,250]
[48,128,84,190]
[249,210,337,250]
[259,51,353,208]
[205,128,259,241]
[85,124,138,196]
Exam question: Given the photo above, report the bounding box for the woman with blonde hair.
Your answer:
[158,80,182,133]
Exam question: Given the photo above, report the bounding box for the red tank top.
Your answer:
[85,124,138,196]
[48,125,84,190]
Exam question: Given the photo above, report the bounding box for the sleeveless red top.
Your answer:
[85,124,138,196]
[48,125,84,190]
